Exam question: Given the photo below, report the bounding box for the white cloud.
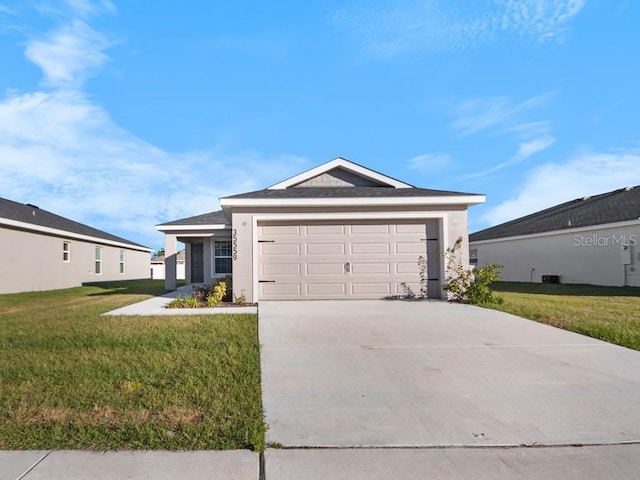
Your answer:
[335,0,586,56]
[451,93,553,136]
[514,135,555,159]
[480,150,640,227]
[24,19,111,88]
[500,0,587,41]
[408,153,453,173]
[0,88,308,248]
[462,133,556,180]
[452,93,556,180]
[0,3,310,248]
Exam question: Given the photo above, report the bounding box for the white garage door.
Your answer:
[258,222,439,300]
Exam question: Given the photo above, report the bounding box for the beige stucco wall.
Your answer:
[230,204,473,302]
[471,223,640,287]
[0,226,151,294]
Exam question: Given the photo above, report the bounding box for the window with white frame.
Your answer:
[63,241,70,262]
[213,240,232,275]
[119,250,125,274]
[95,246,103,274]
[469,248,478,265]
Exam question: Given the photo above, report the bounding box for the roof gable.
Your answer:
[293,167,387,188]
[268,157,413,190]
[471,186,640,242]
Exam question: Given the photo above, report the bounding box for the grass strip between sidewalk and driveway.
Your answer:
[489,282,640,352]
[0,280,264,451]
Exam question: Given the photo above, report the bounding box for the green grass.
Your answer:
[0,280,264,451]
[489,282,640,351]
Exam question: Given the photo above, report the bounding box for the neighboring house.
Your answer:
[470,186,640,287]
[157,157,485,301]
[151,249,186,280]
[0,197,153,294]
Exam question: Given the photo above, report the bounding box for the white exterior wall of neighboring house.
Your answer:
[150,261,186,280]
[151,251,186,280]
[471,221,640,287]
[0,226,152,294]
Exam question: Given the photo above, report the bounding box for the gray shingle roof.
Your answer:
[470,186,640,242]
[157,209,230,227]
[222,186,476,199]
[0,197,149,249]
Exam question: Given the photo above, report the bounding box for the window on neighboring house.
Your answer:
[95,246,103,275]
[119,250,125,274]
[469,248,478,265]
[213,240,232,274]
[63,241,70,262]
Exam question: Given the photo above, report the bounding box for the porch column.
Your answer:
[164,234,178,291]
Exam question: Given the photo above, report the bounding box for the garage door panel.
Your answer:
[261,264,301,276]
[395,242,427,254]
[306,243,345,255]
[306,225,345,235]
[261,243,300,255]
[396,262,419,274]
[395,224,427,234]
[351,282,391,295]
[260,225,300,236]
[351,263,390,275]
[260,283,301,297]
[351,243,389,254]
[351,224,390,234]
[307,263,345,275]
[307,283,346,295]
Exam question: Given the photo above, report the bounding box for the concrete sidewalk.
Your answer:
[5,445,640,479]
[0,450,258,480]
[102,285,257,316]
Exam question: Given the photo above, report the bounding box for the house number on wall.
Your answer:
[232,229,238,260]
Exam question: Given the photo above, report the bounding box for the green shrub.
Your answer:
[442,237,503,305]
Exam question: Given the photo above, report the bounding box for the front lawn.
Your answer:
[0,280,264,451]
[489,282,640,351]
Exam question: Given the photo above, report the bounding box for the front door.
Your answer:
[191,243,204,283]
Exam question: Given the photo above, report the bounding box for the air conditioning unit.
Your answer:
[541,275,561,284]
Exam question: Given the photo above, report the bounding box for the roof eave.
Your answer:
[155,223,231,233]
[220,195,486,208]
[0,217,153,252]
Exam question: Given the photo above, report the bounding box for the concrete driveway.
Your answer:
[259,300,640,448]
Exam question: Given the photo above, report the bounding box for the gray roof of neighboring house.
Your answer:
[222,186,476,199]
[0,197,149,249]
[470,186,640,242]
[157,209,230,227]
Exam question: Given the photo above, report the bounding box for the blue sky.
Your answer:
[1,0,639,250]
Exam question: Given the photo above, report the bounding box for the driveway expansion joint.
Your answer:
[273,440,640,450]
[16,450,51,480]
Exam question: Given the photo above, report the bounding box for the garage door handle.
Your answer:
[344,262,350,273]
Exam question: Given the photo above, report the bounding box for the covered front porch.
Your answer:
[156,210,232,291]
